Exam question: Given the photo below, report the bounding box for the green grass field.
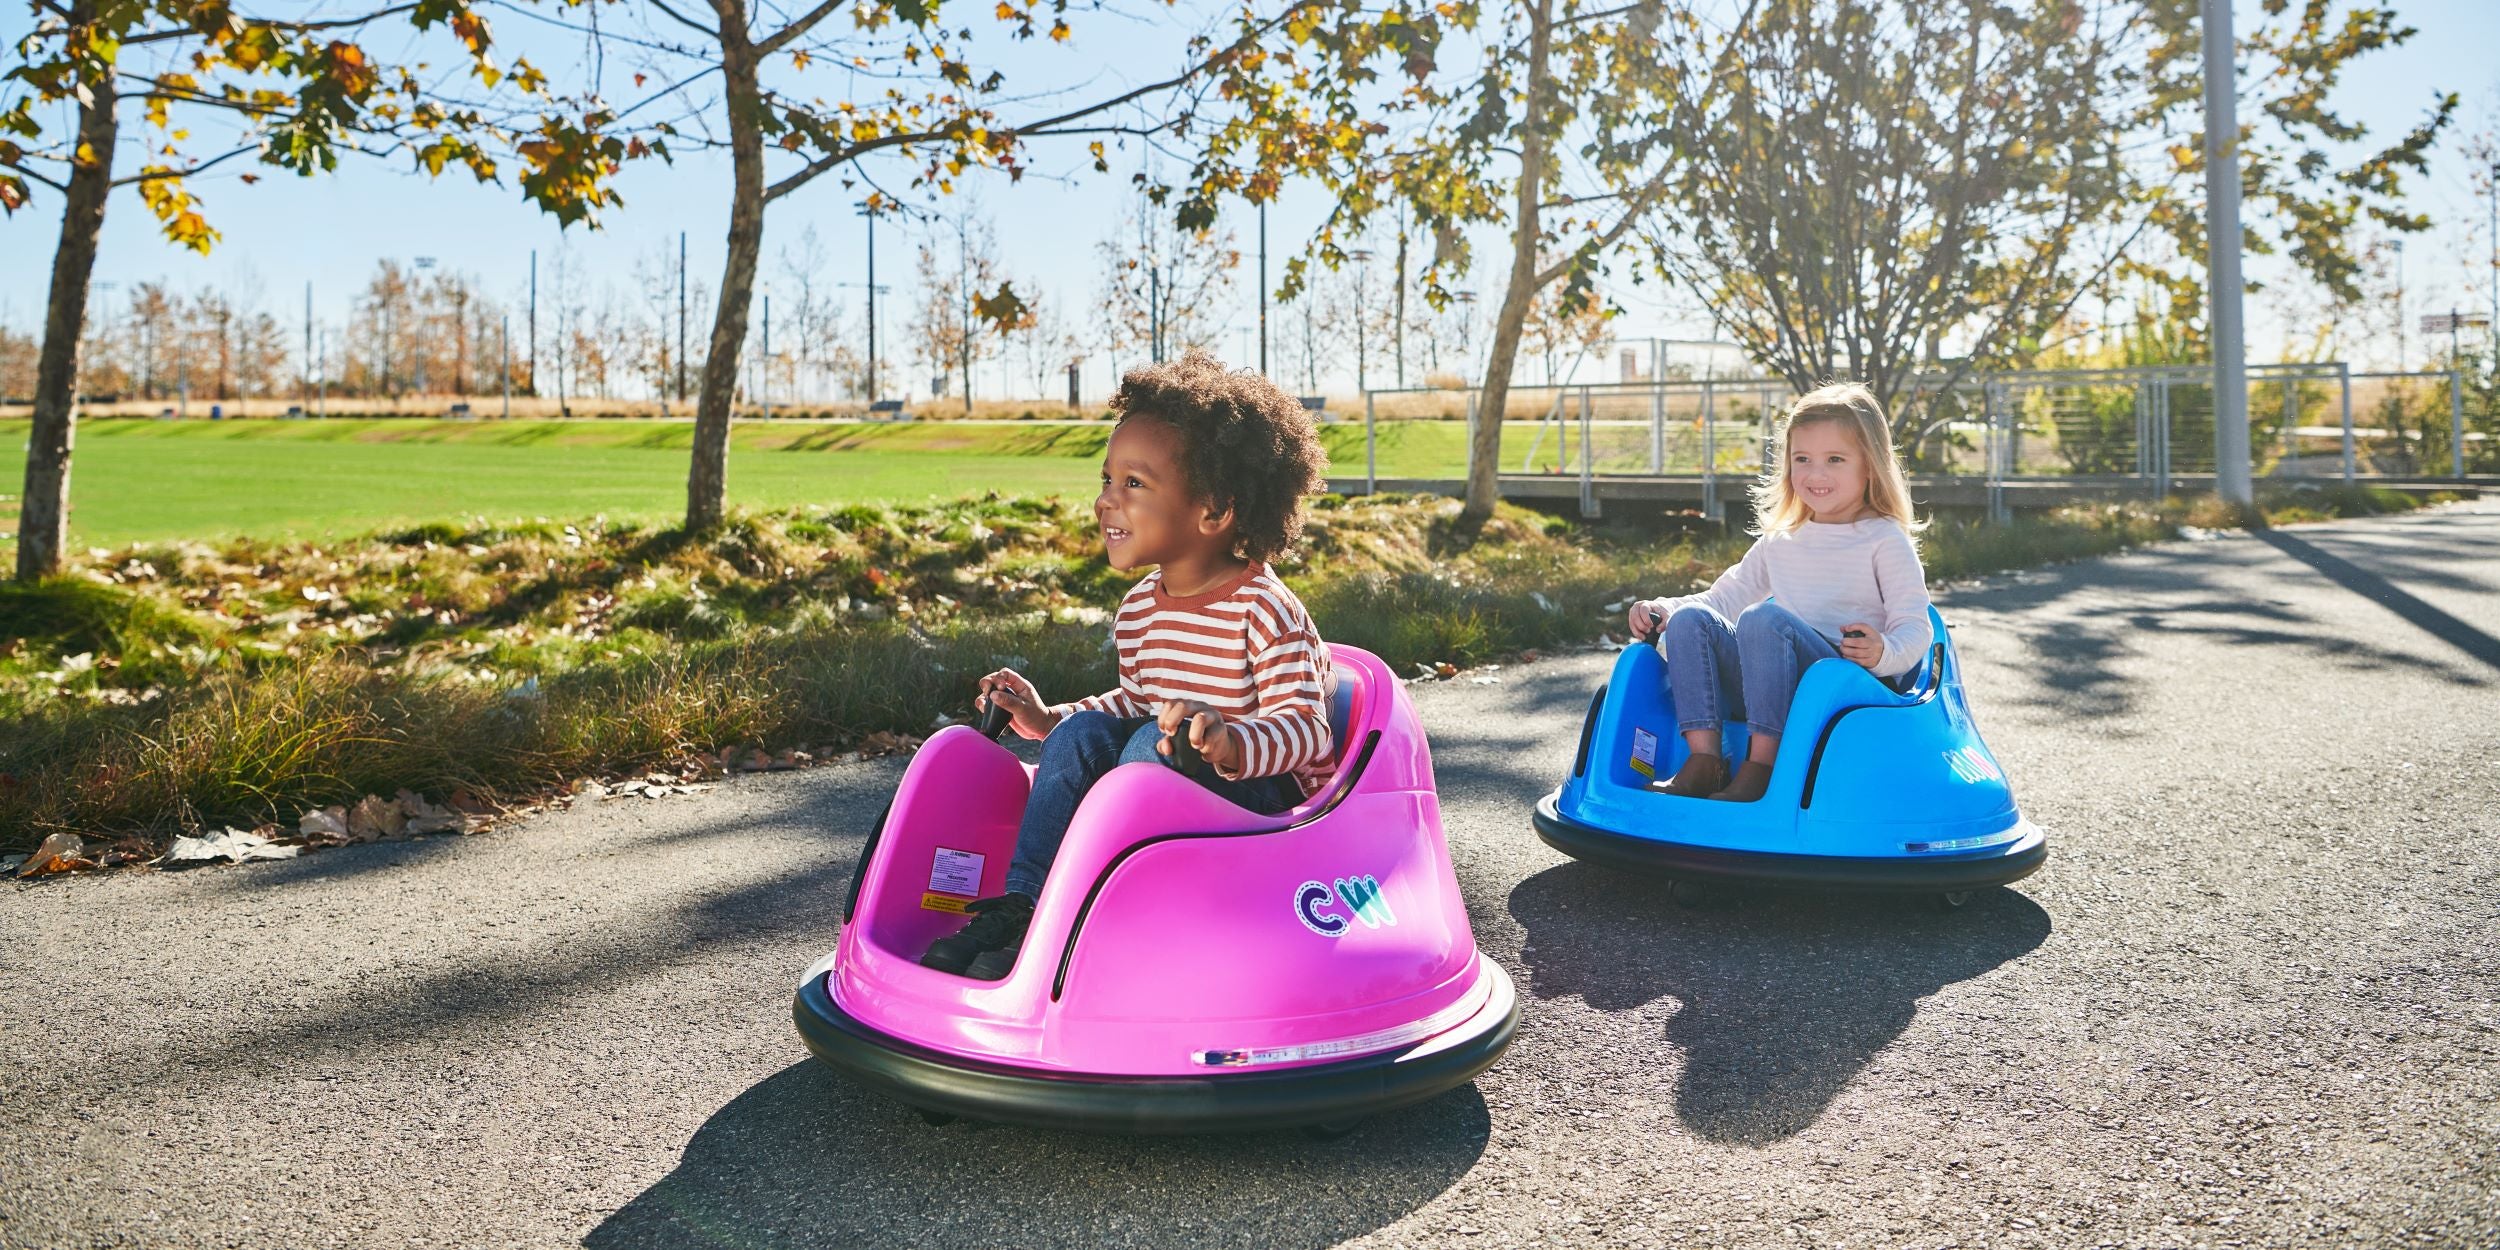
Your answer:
[0,416,1480,549]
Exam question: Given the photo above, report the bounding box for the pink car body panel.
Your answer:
[825,644,1487,1078]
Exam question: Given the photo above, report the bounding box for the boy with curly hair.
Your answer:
[921,351,1335,979]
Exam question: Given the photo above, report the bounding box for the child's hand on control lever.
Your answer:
[1627,599,1668,642]
[1837,624,1883,670]
[1155,699,1242,777]
[976,669,1061,740]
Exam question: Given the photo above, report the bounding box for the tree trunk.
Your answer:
[686,6,764,531]
[1461,0,1554,525]
[17,64,117,581]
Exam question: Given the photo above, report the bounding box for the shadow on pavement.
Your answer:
[2255,526,2500,674]
[1507,862,2051,1146]
[585,1062,1489,1250]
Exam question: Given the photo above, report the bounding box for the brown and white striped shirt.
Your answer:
[1050,563,1337,797]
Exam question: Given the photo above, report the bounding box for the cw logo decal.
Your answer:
[1294,876,1398,937]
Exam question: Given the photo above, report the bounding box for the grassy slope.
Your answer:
[0,417,1478,549]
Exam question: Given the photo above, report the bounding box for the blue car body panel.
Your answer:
[1537,606,2046,890]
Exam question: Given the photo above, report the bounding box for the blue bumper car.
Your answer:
[1533,607,2047,906]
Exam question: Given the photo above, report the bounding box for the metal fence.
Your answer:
[1352,362,2493,518]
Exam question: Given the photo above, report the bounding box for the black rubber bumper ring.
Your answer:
[794,957,1518,1135]
[1533,793,2048,892]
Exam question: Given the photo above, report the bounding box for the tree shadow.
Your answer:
[1943,523,2500,722]
[583,1062,1489,1250]
[1507,862,2051,1146]
[2254,526,2500,674]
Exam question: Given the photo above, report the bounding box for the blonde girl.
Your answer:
[1626,382,1933,802]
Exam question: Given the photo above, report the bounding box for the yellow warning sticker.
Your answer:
[921,893,972,913]
[1629,727,1659,778]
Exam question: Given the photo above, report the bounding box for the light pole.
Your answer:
[759,281,772,419]
[2489,160,2498,361]
[1250,200,1270,372]
[528,249,537,400]
[1347,248,1375,393]
[955,211,973,413]
[2199,0,2251,506]
[1454,289,1478,384]
[2393,237,2407,372]
[857,202,882,404]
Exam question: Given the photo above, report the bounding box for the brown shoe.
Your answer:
[1647,752,1727,797]
[1709,761,1774,803]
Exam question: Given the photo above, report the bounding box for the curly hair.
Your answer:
[1109,351,1329,563]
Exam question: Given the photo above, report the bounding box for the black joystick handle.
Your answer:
[977,699,1013,741]
[1632,605,1661,644]
[1166,724,1211,780]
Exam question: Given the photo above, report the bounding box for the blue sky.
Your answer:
[3,0,2495,397]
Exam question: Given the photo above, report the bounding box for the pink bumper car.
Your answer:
[792,643,1517,1135]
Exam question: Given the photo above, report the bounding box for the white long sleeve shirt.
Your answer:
[1640,518,1935,678]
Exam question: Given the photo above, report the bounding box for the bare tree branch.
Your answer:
[755,0,844,55]
[124,3,428,46]
[646,0,720,41]
[0,157,70,193]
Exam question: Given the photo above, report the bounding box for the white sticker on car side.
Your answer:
[928,847,985,897]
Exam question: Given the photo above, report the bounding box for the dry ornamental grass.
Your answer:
[0,486,2442,859]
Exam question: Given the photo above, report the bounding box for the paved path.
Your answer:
[4,506,2496,1250]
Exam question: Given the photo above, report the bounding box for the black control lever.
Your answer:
[977,699,1013,741]
[1165,722,1212,781]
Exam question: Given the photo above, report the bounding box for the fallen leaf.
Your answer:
[163,827,302,865]
[856,731,923,758]
[17,832,92,876]
[346,794,407,840]
[395,789,474,835]
[299,806,351,845]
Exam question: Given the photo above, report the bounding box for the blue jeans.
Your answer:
[1004,711,1304,899]
[1658,601,1841,741]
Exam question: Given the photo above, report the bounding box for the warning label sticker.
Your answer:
[921,893,972,913]
[928,847,985,897]
[1630,728,1659,778]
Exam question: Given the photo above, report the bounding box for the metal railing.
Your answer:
[1352,362,2491,518]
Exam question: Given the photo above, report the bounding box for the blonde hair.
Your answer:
[1749,382,1924,538]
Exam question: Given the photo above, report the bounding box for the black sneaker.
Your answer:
[964,942,1022,982]
[918,893,1035,975]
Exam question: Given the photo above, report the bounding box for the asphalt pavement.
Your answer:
[3,503,2495,1250]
